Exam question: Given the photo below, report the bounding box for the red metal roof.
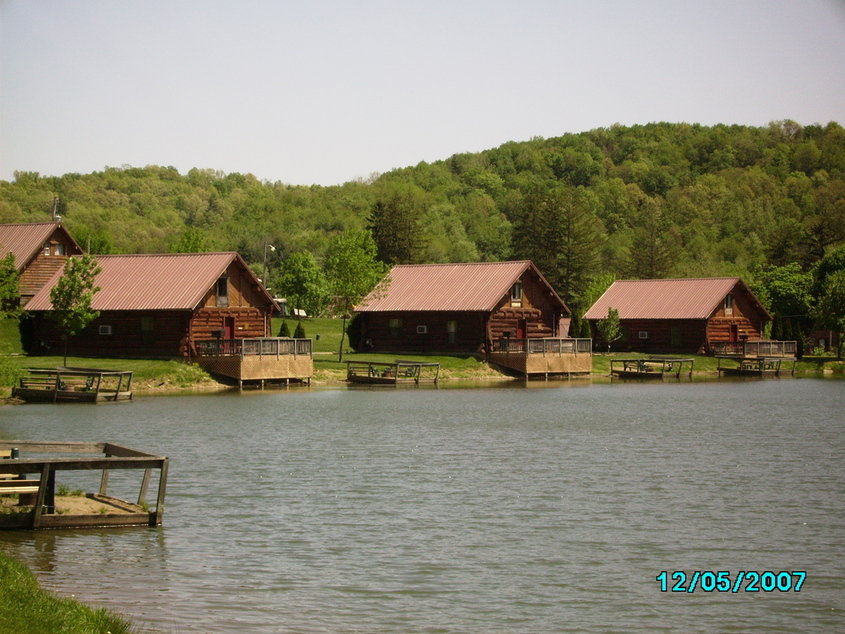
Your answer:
[25,252,267,311]
[356,261,564,312]
[584,277,770,320]
[0,222,71,270]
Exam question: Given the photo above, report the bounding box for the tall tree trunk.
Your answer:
[337,315,347,362]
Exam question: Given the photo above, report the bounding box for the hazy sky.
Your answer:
[2,0,844,186]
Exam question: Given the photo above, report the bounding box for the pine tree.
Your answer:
[278,320,291,337]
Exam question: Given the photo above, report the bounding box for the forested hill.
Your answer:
[1,120,844,312]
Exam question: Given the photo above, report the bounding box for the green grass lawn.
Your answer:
[0,319,23,355]
[271,316,347,354]
[0,553,131,634]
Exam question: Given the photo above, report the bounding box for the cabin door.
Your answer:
[223,317,235,339]
[729,324,739,342]
[516,319,527,339]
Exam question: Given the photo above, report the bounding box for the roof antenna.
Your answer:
[52,197,62,222]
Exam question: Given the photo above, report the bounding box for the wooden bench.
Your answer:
[19,378,60,389]
[0,480,40,494]
[0,479,41,505]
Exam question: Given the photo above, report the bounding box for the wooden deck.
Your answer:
[487,338,592,378]
[0,442,167,530]
[713,340,797,377]
[611,357,694,379]
[11,367,133,403]
[195,337,313,387]
[711,340,797,358]
[346,360,441,385]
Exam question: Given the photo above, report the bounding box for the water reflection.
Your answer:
[0,378,843,632]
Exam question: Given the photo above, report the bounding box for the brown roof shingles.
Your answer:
[584,278,769,320]
[356,261,564,312]
[25,252,257,311]
[0,222,66,270]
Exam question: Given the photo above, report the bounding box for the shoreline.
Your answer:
[3,358,842,403]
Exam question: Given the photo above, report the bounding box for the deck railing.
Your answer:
[195,337,312,358]
[711,340,797,357]
[0,441,168,529]
[492,337,593,354]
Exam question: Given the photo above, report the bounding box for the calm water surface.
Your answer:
[1,378,843,632]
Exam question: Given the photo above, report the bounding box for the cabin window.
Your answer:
[216,277,229,307]
[638,331,649,340]
[510,281,523,306]
[724,294,734,316]
[99,325,113,336]
[447,320,457,344]
[140,316,155,346]
[43,243,51,255]
[389,318,402,337]
[54,243,65,255]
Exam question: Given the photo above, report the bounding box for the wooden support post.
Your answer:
[31,464,51,528]
[99,464,110,496]
[152,458,169,526]
[138,468,152,506]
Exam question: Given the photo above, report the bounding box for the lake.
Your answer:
[1,378,843,632]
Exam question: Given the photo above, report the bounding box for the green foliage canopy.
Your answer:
[0,253,22,319]
[48,254,102,364]
[813,270,845,357]
[276,251,330,317]
[1,120,843,329]
[596,307,623,352]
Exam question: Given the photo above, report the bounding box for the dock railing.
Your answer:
[0,441,168,529]
[711,340,797,358]
[13,367,133,402]
[195,337,312,358]
[492,337,593,355]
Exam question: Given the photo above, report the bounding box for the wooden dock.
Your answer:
[346,360,441,385]
[11,367,133,403]
[717,356,795,376]
[0,442,168,530]
[611,357,694,379]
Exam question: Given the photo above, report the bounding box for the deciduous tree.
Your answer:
[596,307,622,352]
[49,254,102,366]
[277,251,330,317]
[324,231,388,360]
[813,270,845,358]
[0,253,22,319]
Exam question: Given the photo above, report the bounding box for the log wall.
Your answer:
[31,306,270,358]
[362,312,488,353]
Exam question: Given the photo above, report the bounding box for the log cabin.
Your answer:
[0,222,84,304]
[584,277,772,354]
[354,261,571,354]
[24,252,277,358]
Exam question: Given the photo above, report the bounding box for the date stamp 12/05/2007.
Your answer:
[656,571,806,593]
